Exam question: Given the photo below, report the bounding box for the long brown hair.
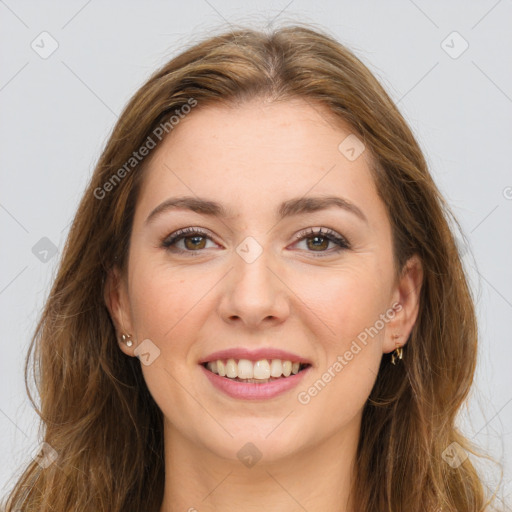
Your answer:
[3,23,504,512]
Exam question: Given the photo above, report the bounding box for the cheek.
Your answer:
[293,270,388,431]
[128,258,212,343]
[294,264,391,400]
[127,261,216,424]
[297,263,392,346]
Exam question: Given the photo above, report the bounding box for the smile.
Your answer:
[202,358,310,383]
[200,358,312,400]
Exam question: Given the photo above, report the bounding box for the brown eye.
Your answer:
[162,228,217,253]
[293,227,350,256]
[305,235,331,251]
[183,235,207,250]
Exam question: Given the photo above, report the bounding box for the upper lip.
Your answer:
[199,347,312,365]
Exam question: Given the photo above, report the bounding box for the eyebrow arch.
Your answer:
[145,195,368,226]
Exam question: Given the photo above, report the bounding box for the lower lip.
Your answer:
[199,364,311,400]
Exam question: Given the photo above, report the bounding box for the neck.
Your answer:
[158,415,360,512]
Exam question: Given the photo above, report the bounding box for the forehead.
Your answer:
[135,98,385,226]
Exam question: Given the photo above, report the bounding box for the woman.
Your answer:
[3,24,503,512]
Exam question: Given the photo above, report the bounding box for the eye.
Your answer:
[291,227,350,256]
[161,226,350,256]
[161,227,217,254]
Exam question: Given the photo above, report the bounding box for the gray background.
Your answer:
[1,0,511,507]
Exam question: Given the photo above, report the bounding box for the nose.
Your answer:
[217,244,290,329]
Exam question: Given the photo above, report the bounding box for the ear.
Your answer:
[383,254,423,354]
[104,265,135,356]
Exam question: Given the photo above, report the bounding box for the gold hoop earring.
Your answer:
[390,334,403,365]
[391,345,403,365]
[121,333,133,347]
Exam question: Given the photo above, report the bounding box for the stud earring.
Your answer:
[121,333,133,347]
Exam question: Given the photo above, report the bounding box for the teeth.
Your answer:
[225,358,237,378]
[238,359,253,379]
[253,360,270,379]
[204,358,306,380]
[270,359,283,377]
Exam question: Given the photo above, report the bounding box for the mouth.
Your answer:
[200,358,312,384]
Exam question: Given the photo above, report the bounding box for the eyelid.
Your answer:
[293,226,349,245]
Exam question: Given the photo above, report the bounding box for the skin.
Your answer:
[105,97,422,512]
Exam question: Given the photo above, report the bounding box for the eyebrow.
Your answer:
[145,195,368,225]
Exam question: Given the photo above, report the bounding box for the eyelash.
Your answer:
[161,226,350,257]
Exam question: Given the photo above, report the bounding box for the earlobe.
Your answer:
[384,254,423,353]
[104,266,135,355]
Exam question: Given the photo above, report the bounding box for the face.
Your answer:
[106,97,422,464]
